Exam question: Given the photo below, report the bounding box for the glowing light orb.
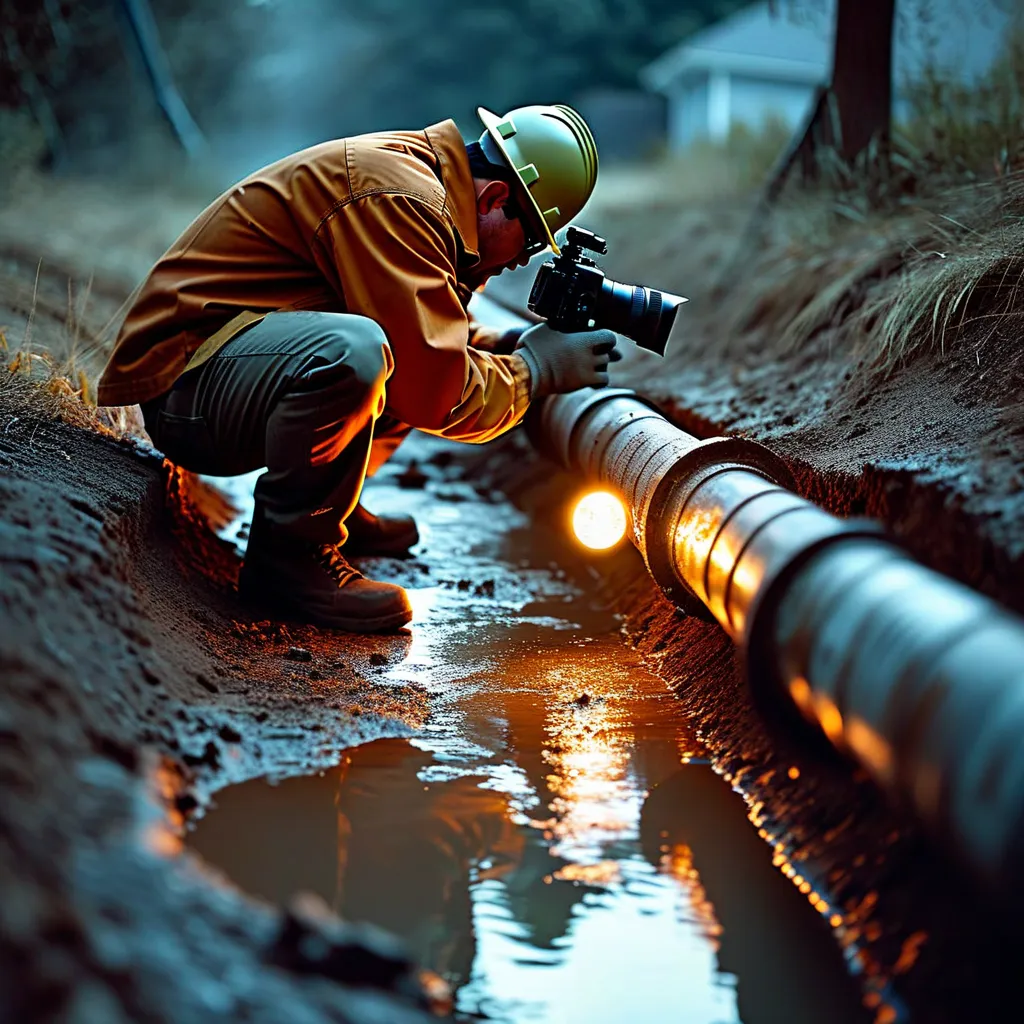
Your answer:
[571,490,628,550]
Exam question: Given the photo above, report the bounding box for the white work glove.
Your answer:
[515,323,619,398]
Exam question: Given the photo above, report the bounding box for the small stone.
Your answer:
[286,647,313,662]
[574,692,591,707]
[396,461,428,489]
[369,652,388,667]
[270,891,414,989]
[195,672,219,694]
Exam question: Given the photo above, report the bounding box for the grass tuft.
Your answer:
[840,173,1024,366]
[1,346,144,439]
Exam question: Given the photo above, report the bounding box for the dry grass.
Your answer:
[0,344,144,438]
[588,25,1024,376]
[0,255,143,441]
[710,171,1024,369]
[849,178,1024,364]
[897,27,1024,183]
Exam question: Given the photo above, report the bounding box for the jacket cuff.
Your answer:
[509,352,534,411]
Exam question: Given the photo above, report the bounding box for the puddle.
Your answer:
[189,433,866,1024]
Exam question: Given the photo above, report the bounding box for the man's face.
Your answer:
[466,179,539,288]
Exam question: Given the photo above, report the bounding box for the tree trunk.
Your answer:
[830,0,896,162]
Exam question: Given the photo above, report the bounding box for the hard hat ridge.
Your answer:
[553,104,598,191]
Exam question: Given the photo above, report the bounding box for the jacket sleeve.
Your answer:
[468,320,505,351]
[311,191,529,440]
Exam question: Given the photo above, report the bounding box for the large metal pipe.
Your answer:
[528,386,1024,908]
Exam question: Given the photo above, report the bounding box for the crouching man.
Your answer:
[97,104,616,633]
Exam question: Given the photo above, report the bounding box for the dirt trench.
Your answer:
[482,260,1024,1021]
[4,189,1024,1021]
[2,366,1021,1024]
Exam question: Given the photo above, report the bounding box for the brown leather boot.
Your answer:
[343,502,419,556]
[239,520,412,633]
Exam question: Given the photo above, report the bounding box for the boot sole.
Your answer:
[238,584,413,634]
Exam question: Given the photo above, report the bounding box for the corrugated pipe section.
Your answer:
[527,386,1024,909]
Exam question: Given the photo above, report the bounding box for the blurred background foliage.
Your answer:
[0,0,748,177]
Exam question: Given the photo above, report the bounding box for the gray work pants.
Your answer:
[142,311,411,545]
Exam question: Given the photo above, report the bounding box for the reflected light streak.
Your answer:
[662,842,722,943]
[539,676,637,865]
[385,586,441,688]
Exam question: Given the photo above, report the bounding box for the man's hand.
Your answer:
[515,323,619,397]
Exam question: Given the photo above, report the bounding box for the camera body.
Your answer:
[527,226,686,357]
[527,227,610,333]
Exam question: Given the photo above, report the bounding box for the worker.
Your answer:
[97,105,616,633]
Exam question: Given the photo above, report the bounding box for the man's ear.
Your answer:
[476,179,511,216]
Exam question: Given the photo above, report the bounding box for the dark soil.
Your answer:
[0,377,440,1022]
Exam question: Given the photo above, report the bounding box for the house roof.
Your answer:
[642,0,1019,94]
[641,2,833,91]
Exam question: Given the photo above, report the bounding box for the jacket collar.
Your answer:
[424,120,480,269]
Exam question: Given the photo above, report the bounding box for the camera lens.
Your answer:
[596,280,687,356]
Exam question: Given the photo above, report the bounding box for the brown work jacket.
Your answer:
[97,120,529,442]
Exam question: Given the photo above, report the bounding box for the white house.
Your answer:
[641,0,1019,151]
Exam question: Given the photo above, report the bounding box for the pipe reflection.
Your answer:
[640,768,868,1024]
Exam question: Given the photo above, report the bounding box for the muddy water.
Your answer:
[188,438,865,1024]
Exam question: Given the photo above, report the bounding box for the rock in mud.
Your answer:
[396,461,428,490]
[270,892,442,1006]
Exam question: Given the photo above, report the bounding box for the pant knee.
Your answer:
[342,319,390,394]
[296,315,390,399]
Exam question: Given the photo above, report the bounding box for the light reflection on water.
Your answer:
[189,441,865,1024]
[192,631,739,1024]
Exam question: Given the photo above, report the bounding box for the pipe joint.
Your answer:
[643,437,797,618]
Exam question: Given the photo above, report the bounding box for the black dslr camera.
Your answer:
[527,226,687,356]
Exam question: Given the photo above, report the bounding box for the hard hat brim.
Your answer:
[476,106,561,256]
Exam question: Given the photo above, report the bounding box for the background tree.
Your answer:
[831,0,896,165]
[1,0,749,173]
[760,0,897,207]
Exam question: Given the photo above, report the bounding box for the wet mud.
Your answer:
[187,456,866,1024]
[0,379,435,1022]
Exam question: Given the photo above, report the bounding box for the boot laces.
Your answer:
[317,544,363,588]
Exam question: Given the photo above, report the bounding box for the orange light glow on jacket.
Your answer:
[97,120,529,442]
